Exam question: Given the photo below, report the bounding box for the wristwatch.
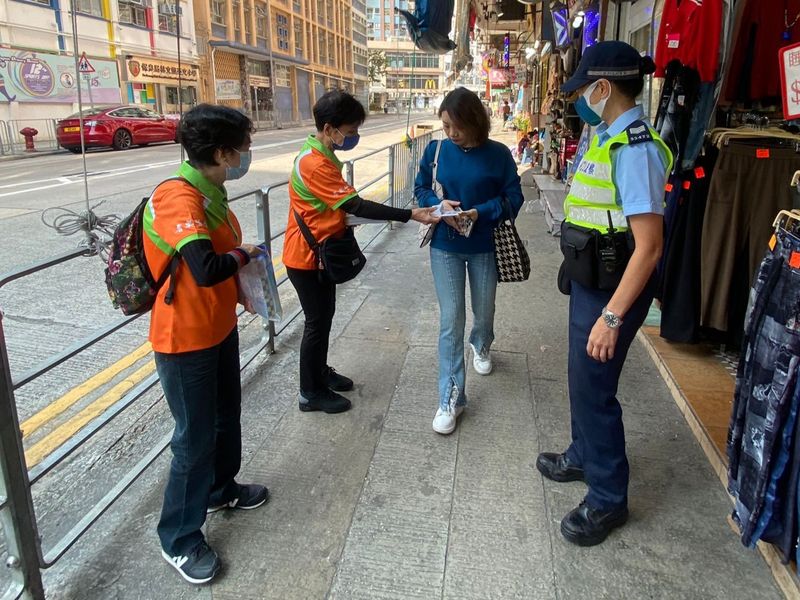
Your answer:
[601,307,623,329]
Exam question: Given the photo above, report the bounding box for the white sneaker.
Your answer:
[471,344,493,375]
[432,405,464,435]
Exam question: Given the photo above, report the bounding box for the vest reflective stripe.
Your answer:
[564,125,672,233]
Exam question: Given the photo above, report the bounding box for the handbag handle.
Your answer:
[293,209,319,251]
[431,139,444,200]
[499,196,515,224]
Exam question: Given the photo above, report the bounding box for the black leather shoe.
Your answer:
[299,389,352,414]
[536,452,585,483]
[325,367,354,392]
[560,501,629,546]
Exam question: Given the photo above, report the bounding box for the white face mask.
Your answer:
[578,80,610,126]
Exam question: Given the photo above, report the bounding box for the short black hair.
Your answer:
[612,78,645,100]
[438,87,491,145]
[179,104,253,166]
[313,90,367,131]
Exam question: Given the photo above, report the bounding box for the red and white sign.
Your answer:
[780,42,800,120]
[78,52,95,73]
[489,68,516,88]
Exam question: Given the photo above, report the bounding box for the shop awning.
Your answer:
[208,41,310,67]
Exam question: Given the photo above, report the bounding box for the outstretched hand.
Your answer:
[411,206,441,225]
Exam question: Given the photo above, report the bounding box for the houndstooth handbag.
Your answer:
[494,197,531,282]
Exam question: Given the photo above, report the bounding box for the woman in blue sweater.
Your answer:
[415,87,524,435]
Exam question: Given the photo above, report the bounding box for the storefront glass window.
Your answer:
[166,86,197,106]
[274,64,291,87]
[118,0,147,27]
[211,0,226,25]
[75,0,103,17]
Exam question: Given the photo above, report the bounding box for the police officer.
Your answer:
[536,42,673,546]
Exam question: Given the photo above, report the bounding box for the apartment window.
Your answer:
[275,12,290,51]
[244,4,252,36]
[325,0,332,27]
[75,0,103,17]
[158,4,180,33]
[29,0,51,5]
[256,3,268,38]
[318,31,327,62]
[327,36,334,66]
[316,0,324,23]
[118,0,147,27]
[233,1,241,33]
[294,21,303,57]
[211,0,226,25]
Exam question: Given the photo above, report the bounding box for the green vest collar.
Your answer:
[176,161,227,206]
[303,134,342,169]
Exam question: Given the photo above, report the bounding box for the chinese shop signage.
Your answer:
[126,57,198,84]
[780,42,800,120]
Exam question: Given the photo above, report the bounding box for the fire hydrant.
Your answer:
[19,127,38,152]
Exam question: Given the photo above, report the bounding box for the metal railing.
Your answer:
[0,129,439,599]
[0,120,61,156]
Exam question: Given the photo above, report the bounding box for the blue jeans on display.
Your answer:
[728,230,800,547]
[565,279,656,511]
[155,328,242,556]
[430,248,497,410]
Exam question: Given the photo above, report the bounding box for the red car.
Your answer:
[56,105,179,153]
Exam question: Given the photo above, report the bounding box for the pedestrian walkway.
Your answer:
[45,138,783,600]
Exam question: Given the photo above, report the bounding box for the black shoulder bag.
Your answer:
[293,210,366,284]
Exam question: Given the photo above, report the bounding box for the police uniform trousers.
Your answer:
[565,277,657,510]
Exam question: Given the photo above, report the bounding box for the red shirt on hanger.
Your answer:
[725,0,800,102]
[655,0,724,83]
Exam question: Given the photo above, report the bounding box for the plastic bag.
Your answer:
[237,250,283,322]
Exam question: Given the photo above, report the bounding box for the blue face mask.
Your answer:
[574,80,608,126]
[332,128,360,151]
[225,149,252,180]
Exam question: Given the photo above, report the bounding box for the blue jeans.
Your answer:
[154,328,242,555]
[430,248,497,410]
[565,279,655,510]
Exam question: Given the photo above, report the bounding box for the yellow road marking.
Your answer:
[24,361,157,468]
[20,342,153,439]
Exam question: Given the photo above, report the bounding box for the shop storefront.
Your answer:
[527,1,800,594]
[246,59,274,128]
[213,49,246,110]
[122,56,198,116]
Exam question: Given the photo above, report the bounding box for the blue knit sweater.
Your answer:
[414,138,524,254]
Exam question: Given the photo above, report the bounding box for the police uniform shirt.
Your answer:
[595,105,670,218]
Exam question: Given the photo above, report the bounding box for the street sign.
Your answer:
[78,52,95,74]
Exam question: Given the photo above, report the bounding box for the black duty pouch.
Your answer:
[559,221,597,289]
[596,230,632,291]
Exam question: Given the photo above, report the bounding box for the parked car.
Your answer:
[56,105,179,153]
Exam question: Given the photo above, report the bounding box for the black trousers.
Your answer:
[287,267,336,394]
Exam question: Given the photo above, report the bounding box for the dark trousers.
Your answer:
[155,327,242,555]
[565,279,655,510]
[287,267,336,395]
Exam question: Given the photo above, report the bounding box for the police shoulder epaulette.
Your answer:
[625,120,654,145]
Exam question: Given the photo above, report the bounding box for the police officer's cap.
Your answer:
[561,41,656,94]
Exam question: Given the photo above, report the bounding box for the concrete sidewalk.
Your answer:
[47,156,783,599]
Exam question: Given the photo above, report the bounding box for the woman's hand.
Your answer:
[239,243,264,258]
[461,209,478,222]
[586,316,620,363]
[440,199,461,229]
[411,207,441,225]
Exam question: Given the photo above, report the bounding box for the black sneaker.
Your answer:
[324,366,354,391]
[299,388,352,413]
[207,483,270,514]
[161,540,221,585]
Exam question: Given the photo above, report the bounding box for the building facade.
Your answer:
[351,0,368,108]
[192,0,355,128]
[0,0,200,124]
[366,0,445,111]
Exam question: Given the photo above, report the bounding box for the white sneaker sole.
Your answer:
[471,345,493,376]
[432,407,464,435]
[161,550,219,585]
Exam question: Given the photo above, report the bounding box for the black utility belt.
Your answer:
[559,221,633,292]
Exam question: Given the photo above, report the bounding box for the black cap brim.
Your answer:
[561,75,594,94]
